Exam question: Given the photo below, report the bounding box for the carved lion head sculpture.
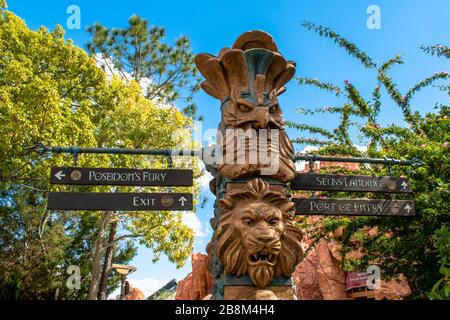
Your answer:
[215,178,303,288]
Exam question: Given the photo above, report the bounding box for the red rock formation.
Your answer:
[176,253,213,300]
[293,238,411,300]
[292,160,410,300]
[293,239,348,300]
[176,160,411,300]
[375,275,411,300]
[176,273,193,300]
[176,248,410,300]
[122,286,146,300]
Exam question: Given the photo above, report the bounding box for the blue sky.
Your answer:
[8,0,449,297]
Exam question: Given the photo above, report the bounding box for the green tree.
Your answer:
[0,9,202,299]
[86,15,202,120]
[83,78,201,299]
[289,22,449,299]
[428,226,450,299]
[149,289,176,300]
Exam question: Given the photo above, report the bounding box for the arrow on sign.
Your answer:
[54,170,66,180]
[179,196,187,207]
[404,203,412,213]
[401,181,409,190]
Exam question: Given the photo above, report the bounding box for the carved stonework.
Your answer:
[215,178,303,289]
[224,287,293,300]
[195,30,296,182]
[197,31,303,299]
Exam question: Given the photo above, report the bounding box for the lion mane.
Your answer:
[214,178,303,288]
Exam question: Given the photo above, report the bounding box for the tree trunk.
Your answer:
[98,219,118,300]
[88,211,113,300]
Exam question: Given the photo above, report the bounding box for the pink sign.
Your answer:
[345,272,370,291]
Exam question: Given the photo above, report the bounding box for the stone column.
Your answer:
[196,31,304,300]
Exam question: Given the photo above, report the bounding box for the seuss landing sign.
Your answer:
[291,173,412,193]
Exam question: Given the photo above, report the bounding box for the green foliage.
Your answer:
[405,72,449,104]
[293,22,450,299]
[286,121,336,140]
[379,54,404,73]
[86,15,201,120]
[0,10,201,299]
[297,77,341,96]
[301,21,376,69]
[421,44,450,59]
[429,226,450,300]
[149,289,176,300]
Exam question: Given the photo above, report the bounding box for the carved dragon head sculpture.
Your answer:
[195,31,297,182]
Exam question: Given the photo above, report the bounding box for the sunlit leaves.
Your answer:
[404,72,449,105]
[301,21,377,69]
[421,44,450,59]
[0,10,201,299]
[292,22,450,299]
[86,15,201,119]
[286,121,336,140]
[297,77,341,97]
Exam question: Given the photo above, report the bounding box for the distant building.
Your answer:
[147,279,177,300]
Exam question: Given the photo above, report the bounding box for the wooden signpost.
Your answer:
[293,198,415,216]
[50,167,193,186]
[291,172,415,216]
[47,192,193,211]
[48,167,194,212]
[291,173,412,193]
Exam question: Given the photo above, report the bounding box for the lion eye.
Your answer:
[242,218,253,226]
[238,104,251,113]
[269,219,279,225]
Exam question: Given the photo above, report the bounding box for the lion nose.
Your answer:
[257,232,273,243]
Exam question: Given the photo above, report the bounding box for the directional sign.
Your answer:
[293,198,415,216]
[291,173,412,193]
[47,192,193,211]
[50,167,193,186]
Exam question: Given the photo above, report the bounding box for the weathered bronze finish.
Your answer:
[215,178,303,288]
[195,30,296,182]
[197,31,303,299]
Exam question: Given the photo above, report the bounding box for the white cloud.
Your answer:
[294,144,369,172]
[182,211,208,238]
[95,53,128,79]
[295,145,320,172]
[108,277,169,299]
[295,161,307,172]
[301,145,320,153]
[354,144,368,153]
[198,171,214,192]
[94,54,174,109]
[197,161,214,192]
[128,277,169,298]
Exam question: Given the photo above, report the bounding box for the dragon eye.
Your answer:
[238,104,251,112]
[269,105,279,114]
